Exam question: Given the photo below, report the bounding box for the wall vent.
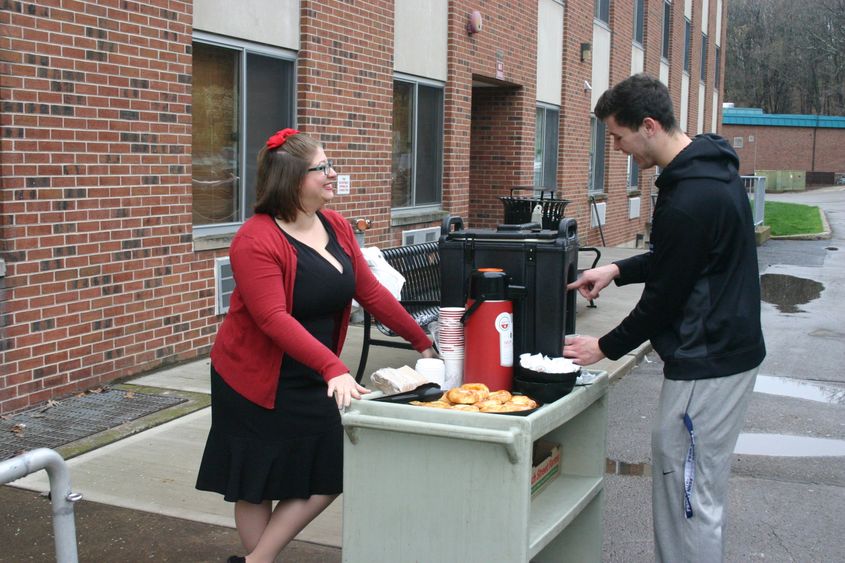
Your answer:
[628,196,641,219]
[215,257,235,315]
[401,226,439,246]
[590,201,607,227]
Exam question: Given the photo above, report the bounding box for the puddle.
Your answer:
[734,433,845,457]
[759,273,824,313]
[754,375,845,405]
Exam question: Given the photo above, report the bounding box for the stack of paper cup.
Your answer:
[414,358,446,388]
[437,306,465,389]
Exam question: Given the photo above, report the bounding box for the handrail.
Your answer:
[0,448,82,563]
[342,412,523,464]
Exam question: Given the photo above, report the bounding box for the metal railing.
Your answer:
[0,448,82,563]
[741,175,766,227]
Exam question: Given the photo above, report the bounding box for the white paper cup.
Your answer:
[443,357,463,389]
[415,358,446,387]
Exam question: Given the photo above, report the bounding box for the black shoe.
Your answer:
[226,557,245,563]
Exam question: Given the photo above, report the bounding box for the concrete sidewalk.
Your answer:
[5,247,649,561]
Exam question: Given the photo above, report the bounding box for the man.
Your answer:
[565,73,765,562]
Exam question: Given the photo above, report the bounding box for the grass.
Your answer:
[763,200,823,236]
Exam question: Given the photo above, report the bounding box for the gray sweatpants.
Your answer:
[651,366,759,563]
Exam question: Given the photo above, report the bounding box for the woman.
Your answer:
[196,129,436,563]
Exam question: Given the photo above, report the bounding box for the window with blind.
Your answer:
[191,36,295,229]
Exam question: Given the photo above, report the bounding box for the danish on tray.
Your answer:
[412,383,537,414]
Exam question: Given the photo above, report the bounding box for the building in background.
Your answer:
[722,107,845,187]
[0,0,727,413]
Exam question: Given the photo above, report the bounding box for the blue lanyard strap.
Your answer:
[683,413,696,518]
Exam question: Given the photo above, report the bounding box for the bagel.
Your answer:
[487,390,512,404]
[459,383,490,400]
[474,399,504,411]
[446,387,483,404]
[499,402,533,412]
[509,395,538,409]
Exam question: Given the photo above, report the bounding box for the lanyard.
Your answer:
[683,413,696,518]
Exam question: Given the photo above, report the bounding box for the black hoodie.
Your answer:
[598,134,766,380]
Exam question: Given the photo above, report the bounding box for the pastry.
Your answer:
[460,383,490,400]
[447,387,483,404]
[487,390,512,404]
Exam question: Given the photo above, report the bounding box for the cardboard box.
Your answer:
[530,440,561,498]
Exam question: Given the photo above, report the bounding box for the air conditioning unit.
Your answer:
[402,226,439,246]
[628,196,641,219]
[214,256,235,315]
[590,201,606,227]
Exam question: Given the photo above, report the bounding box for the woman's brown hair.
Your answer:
[253,132,321,222]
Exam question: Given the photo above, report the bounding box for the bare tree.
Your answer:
[726,0,845,116]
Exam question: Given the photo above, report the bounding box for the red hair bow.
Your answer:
[266,128,300,150]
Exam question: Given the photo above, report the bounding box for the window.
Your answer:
[191,35,295,229]
[588,117,606,194]
[627,155,640,192]
[683,19,691,73]
[633,0,645,45]
[595,0,610,24]
[700,34,708,81]
[662,1,672,60]
[534,105,560,191]
[392,77,444,209]
[715,45,721,88]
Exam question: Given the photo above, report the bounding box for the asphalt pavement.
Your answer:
[3,189,844,562]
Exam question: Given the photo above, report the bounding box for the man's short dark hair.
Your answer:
[594,73,677,132]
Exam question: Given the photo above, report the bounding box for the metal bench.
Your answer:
[355,241,440,382]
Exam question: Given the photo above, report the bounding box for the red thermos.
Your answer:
[461,268,522,390]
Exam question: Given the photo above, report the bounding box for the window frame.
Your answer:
[588,116,607,195]
[391,73,445,212]
[534,103,560,193]
[627,154,640,193]
[594,0,610,25]
[662,1,672,61]
[191,32,297,236]
[633,0,645,46]
[683,18,692,74]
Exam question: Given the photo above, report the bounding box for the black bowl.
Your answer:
[517,365,581,384]
[513,376,576,404]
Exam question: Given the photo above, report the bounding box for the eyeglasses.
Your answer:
[307,160,334,177]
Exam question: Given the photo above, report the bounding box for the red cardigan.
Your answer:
[211,210,432,409]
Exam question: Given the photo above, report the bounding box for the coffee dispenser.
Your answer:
[461,269,524,390]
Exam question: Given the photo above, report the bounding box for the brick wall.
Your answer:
[299,0,397,248]
[722,124,845,176]
[0,0,207,414]
[559,0,595,244]
[448,0,538,231]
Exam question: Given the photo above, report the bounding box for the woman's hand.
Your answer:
[421,347,438,359]
[327,373,370,409]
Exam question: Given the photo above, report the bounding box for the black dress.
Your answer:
[196,215,355,503]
